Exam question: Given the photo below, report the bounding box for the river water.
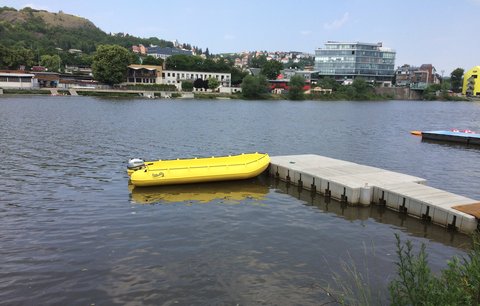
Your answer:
[1,96,479,305]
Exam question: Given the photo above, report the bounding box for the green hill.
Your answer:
[0,6,173,58]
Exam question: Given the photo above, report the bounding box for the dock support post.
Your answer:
[399,198,408,214]
[286,170,291,183]
[379,191,386,205]
[448,216,457,231]
[310,177,317,194]
[297,173,303,188]
[325,182,331,198]
[341,187,348,203]
[422,206,432,222]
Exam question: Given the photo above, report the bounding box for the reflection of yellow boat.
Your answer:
[129,180,269,204]
[128,153,270,187]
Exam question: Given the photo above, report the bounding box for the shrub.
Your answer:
[389,233,480,305]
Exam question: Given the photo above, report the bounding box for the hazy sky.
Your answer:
[3,0,479,74]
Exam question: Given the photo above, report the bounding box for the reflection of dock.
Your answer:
[270,155,479,233]
[129,180,269,204]
[421,130,480,146]
[273,179,472,249]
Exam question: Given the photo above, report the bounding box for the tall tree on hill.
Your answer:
[450,68,464,93]
[92,44,135,85]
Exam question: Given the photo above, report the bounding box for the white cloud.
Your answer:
[300,30,312,36]
[324,12,350,30]
[224,34,235,40]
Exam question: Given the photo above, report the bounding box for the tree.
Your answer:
[40,54,61,72]
[193,78,208,90]
[181,80,193,92]
[92,44,134,85]
[318,76,340,91]
[250,55,268,68]
[166,54,203,71]
[142,55,163,66]
[207,76,219,91]
[78,53,93,66]
[0,46,35,69]
[261,60,283,80]
[450,68,464,93]
[241,75,269,99]
[422,84,442,100]
[351,78,372,100]
[288,75,305,100]
[230,67,248,86]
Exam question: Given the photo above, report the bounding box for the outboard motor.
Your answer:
[127,158,145,171]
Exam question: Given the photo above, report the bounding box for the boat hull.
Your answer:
[129,153,270,187]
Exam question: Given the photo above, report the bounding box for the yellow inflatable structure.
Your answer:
[127,152,270,187]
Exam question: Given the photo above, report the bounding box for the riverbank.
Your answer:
[0,87,472,101]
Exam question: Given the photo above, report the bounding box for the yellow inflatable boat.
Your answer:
[127,153,270,187]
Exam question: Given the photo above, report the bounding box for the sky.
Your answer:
[2,0,480,74]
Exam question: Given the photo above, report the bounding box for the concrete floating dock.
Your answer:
[269,154,479,233]
[422,130,480,145]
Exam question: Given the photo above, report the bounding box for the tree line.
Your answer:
[0,6,172,67]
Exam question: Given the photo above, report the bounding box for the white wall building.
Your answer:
[0,72,36,89]
[124,65,234,92]
[162,70,231,91]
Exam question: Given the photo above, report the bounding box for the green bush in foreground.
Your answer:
[389,233,480,305]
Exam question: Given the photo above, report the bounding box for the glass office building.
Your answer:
[314,42,396,83]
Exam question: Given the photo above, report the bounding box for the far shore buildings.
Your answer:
[314,41,396,86]
[125,64,234,92]
[462,66,480,97]
[0,69,97,90]
[0,70,35,89]
[395,64,440,89]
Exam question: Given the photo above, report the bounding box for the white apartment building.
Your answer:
[162,70,231,91]
[125,65,233,92]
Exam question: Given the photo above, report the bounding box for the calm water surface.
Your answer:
[1,96,479,305]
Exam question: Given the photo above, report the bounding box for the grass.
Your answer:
[326,241,387,305]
